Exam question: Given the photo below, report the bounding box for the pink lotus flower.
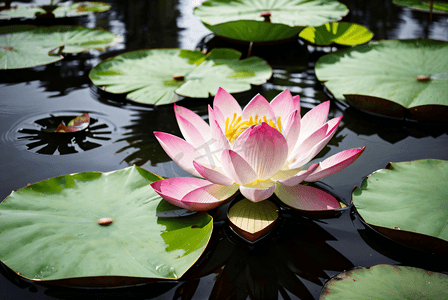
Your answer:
[151,88,365,211]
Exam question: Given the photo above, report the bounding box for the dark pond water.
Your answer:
[0,0,447,299]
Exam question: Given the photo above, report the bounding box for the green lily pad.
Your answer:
[0,25,122,69]
[299,22,373,46]
[193,0,349,42]
[0,166,213,286]
[320,265,448,299]
[89,48,272,105]
[227,198,279,243]
[315,39,448,120]
[0,2,111,20]
[352,159,448,256]
[393,0,448,14]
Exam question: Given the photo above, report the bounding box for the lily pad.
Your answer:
[320,265,448,299]
[299,22,373,46]
[0,1,111,20]
[227,198,279,243]
[315,39,448,120]
[352,159,448,256]
[54,113,90,133]
[89,48,272,105]
[0,166,213,286]
[193,0,349,42]
[392,0,448,14]
[0,25,122,69]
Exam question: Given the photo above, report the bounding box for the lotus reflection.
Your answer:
[176,212,354,300]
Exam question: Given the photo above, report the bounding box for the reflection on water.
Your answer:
[174,207,355,300]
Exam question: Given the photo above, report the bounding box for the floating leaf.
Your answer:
[227,198,279,243]
[0,2,111,20]
[89,48,272,105]
[352,159,448,256]
[54,113,90,133]
[194,0,349,42]
[0,25,122,69]
[392,0,448,14]
[315,39,448,120]
[320,265,448,299]
[299,22,373,46]
[0,166,213,286]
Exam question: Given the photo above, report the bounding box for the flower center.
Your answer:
[224,113,282,143]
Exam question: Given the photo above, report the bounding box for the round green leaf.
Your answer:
[352,159,448,254]
[315,39,448,120]
[89,48,272,105]
[393,0,448,14]
[0,166,213,285]
[193,0,349,42]
[0,25,122,69]
[0,2,111,20]
[320,265,448,299]
[299,22,373,46]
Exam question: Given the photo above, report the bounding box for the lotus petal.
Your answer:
[183,183,239,211]
[242,94,275,121]
[299,101,330,140]
[240,182,276,202]
[275,184,340,210]
[289,124,328,165]
[154,132,206,177]
[283,110,301,155]
[193,161,235,186]
[213,87,242,124]
[305,147,366,182]
[233,123,288,181]
[175,104,211,146]
[221,149,257,185]
[277,163,319,186]
[270,89,301,119]
[151,177,214,210]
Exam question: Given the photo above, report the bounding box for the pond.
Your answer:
[0,0,447,299]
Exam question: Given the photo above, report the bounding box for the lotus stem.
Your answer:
[247,41,253,57]
[260,11,271,23]
[429,1,433,22]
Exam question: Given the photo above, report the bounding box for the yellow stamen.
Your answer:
[224,114,283,143]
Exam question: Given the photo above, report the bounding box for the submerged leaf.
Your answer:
[0,25,122,69]
[89,48,272,105]
[0,166,213,286]
[320,265,448,299]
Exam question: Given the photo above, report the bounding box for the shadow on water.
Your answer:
[17,114,112,155]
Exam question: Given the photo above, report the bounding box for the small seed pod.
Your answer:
[416,75,430,82]
[97,218,113,226]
